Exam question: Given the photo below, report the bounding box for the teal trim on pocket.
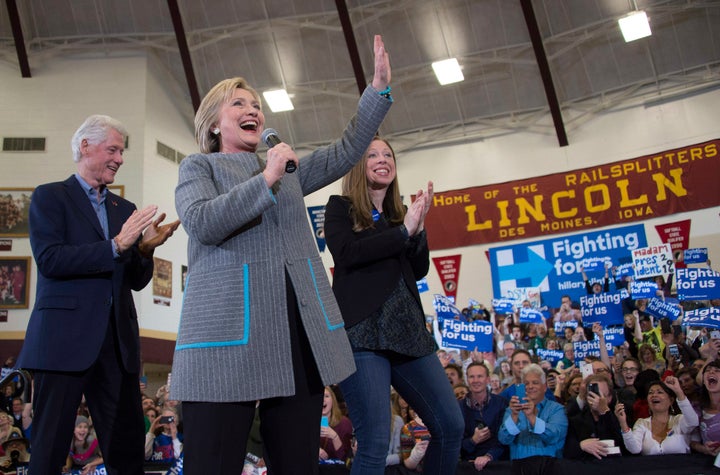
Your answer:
[175,264,250,350]
[307,259,344,331]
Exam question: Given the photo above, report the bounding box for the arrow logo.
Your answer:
[497,248,553,287]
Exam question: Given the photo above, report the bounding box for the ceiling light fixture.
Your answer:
[619,10,651,42]
[263,89,294,112]
[432,58,464,85]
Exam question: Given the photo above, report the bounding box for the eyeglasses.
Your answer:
[594,368,610,373]
[622,367,640,373]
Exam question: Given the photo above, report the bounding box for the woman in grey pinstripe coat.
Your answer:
[171,35,392,475]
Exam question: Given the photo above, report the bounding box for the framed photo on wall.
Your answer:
[0,256,31,309]
[0,188,33,238]
[107,185,125,197]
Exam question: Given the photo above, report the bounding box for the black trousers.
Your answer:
[183,276,325,475]
[29,318,145,475]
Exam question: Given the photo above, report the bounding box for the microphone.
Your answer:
[261,128,296,173]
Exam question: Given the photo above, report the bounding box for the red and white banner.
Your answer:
[432,255,462,300]
[423,139,720,250]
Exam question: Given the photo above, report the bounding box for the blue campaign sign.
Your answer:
[440,318,494,351]
[492,298,515,314]
[554,320,578,334]
[676,268,720,300]
[630,280,659,299]
[683,307,720,329]
[574,340,614,363]
[684,248,708,264]
[433,294,462,320]
[646,298,682,320]
[582,257,611,273]
[519,307,545,324]
[416,277,429,293]
[489,224,646,307]
[602,326,625,346]
[579,292,625,326]
[536,348,564,364]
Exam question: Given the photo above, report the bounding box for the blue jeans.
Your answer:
[340,350,463,475]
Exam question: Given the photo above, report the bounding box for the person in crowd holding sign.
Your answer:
[553,295,582,324]
[498,364,568,461]
[617,376,698,455]
[690,359,720,456]
[171,35,392,475]
[324,135,463,475]
[458,362,507,470]
[580,265,610,294]
[564,374,626,459]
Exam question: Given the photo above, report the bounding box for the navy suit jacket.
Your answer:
[18,176,153,373]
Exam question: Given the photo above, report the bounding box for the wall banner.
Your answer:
[489,224,647,307]
[424,140,719,250]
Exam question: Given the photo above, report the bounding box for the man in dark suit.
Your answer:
[17,114,179,474]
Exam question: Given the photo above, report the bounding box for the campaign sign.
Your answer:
[440,318,494,351]
[492,298,515,314]
[554,320,578,334]
[70,465,107,475]
[579,292,624,326]
[676,268,720,300]
[632,244,675,279]
[536,348,564,364]
[646,298,682,320]
[684,248,709,264]
[489,224,646,308]
[683,307,720,329]
[630,280,659,299]
[574,339,614,363]
[582,257,611,273]
[433,294,462,321]
[416,277,429,293]
[601,326,625,346]
[519,307,545,324]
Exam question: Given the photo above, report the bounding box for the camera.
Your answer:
[158,415,175,424]
[476,420,486,430]
[588,383,600,396]
[668,344,680,358]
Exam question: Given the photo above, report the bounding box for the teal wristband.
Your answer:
[377,85,393,102]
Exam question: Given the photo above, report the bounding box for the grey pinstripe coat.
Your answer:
[170,86,391,402]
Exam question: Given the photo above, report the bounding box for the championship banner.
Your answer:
[676,268,720,300]
[683,307,720,329]
[432,255,462,299]
[424,140,719,249]
[307,205,326,252]
[489,224,646,306]
[655,220,691,267]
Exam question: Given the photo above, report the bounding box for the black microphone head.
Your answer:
[261,128,281,148]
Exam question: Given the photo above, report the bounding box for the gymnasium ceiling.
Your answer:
[1,0,719,152]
